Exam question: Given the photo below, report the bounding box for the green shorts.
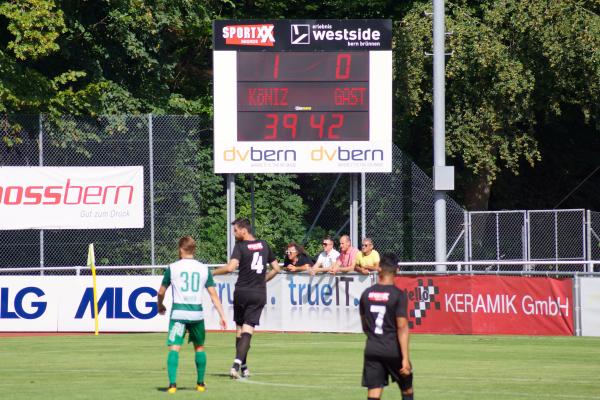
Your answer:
[167,320,206,347]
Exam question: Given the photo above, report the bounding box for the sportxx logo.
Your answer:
[222,24,275,46]
[290,24,310,44]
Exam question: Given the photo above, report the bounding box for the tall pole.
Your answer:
[148,114,156,266]
[39,114,44,275]
[433,0,447,271]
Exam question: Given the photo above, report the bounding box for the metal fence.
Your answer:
[1,114,598,274]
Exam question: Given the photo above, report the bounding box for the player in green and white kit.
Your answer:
[157,236,227,394]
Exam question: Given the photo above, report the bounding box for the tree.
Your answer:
[397,0,599,210]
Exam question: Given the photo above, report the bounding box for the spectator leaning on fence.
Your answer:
[330,234,359,274]
[355,238,380,275]
[310,236,340,275]
[283,242,313,272]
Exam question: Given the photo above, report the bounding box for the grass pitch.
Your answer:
[1,332,599,399]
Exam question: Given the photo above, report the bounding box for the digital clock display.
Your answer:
[237,52,369,141]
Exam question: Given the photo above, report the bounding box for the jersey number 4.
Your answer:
[251,252,264,274]
[370,305,386,335]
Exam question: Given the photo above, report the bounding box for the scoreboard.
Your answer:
[213,20,392,173]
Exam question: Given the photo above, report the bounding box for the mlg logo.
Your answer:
[291,24,310,45]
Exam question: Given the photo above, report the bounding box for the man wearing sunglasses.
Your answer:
[310,236,340,276]
[355,238,380,275]
[283,242,313,272]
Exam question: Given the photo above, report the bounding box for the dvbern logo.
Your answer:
[290,24,310,44]
[222,24,275,46]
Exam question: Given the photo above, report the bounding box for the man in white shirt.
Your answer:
[310,236,340,275]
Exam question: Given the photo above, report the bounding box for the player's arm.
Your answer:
[338,257,356,273]
[310,259,323,275]
[397,316,411,376]
[265,259,281,282]
[297,263,311,272]
[213,258,239,275]
[206,286,227,329]
[157,285,168,315]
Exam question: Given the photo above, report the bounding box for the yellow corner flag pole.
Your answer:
[87,243,99,336]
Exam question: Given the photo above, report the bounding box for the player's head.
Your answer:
[286,242,305,257]
[379,253,399,277]
[178,236,196,258]
[232,218,252,240]
[361,238,374,254]
[322,236,334,252]
[339,235,351,251]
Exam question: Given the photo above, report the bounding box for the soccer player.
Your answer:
[213,218,281,379]
[359,254,413,400]
[157,236,227,394]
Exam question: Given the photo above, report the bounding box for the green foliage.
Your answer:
[0,0,66,60]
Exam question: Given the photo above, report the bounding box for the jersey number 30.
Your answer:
[251,252,264,274]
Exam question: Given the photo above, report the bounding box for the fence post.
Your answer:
[361,172,366,240]
[148,114,156,268]
[350,174,359,246]
[38,114,45,276]
[573,275,582,337]
[586,210,593,273]
[463,211,469,271]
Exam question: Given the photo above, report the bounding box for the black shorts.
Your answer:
[362,355,413,391]
[233,289,266,327]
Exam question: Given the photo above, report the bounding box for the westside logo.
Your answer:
[222,24,275,46]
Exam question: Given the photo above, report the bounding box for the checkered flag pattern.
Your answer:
[409,279,440,328]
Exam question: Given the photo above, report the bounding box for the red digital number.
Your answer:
[328,114,344,139]
[310,114,326,138]
[273,54,280,80]
[335,54,351,80]
[264,114,278,140]
[283,114,298,139]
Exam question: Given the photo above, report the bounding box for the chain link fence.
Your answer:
[1,114,598,274]
[365,144,466,271]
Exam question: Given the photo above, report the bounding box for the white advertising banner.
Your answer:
[0,166,144,230]
[580,278,600,337]
[0,274,373,333]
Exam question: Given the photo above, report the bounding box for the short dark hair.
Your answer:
[178,236,196,254]
[232,218,252,232]
[379,253,398,275]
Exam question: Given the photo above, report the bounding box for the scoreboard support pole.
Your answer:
[226,174,236,258]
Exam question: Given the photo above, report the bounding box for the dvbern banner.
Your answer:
[0,166,144,230]
[395,275,574,335]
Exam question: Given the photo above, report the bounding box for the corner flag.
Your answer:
[87,243,99,336]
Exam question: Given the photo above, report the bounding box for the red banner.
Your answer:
[394,276,573,335]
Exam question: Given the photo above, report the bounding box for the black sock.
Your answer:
[235,332,252,364]
[367,397,379,400]
[402,394,414,400]
[235,336,247,365]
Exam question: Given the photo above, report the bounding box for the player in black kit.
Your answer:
[359,254,413,400]
[213,218,280,379]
